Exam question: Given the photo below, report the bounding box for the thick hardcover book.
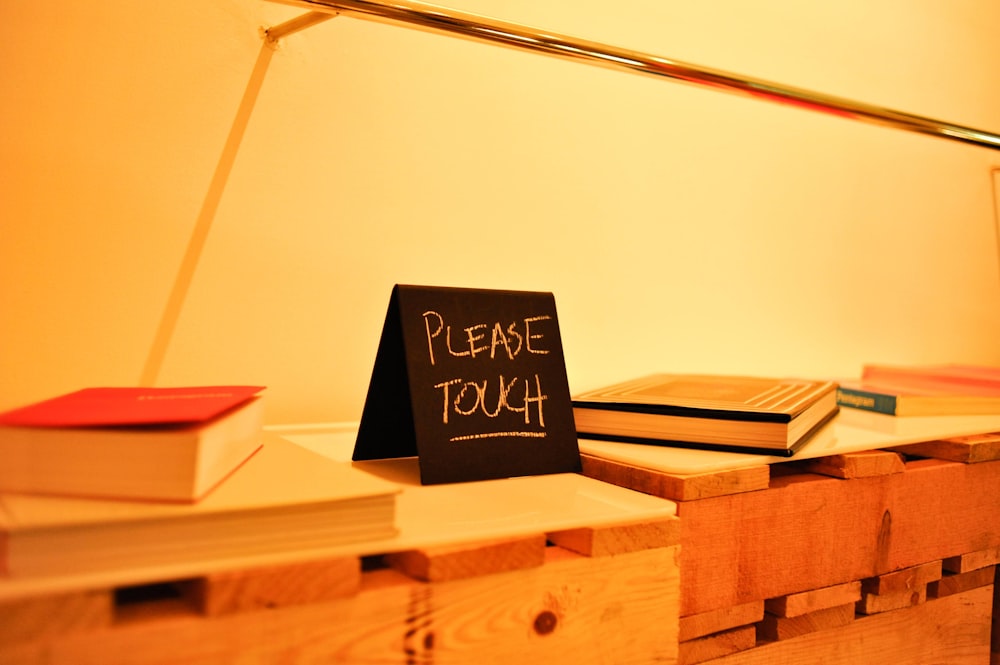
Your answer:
[572,374,839,455]
[0,386,266,502]
[0,434,399,579]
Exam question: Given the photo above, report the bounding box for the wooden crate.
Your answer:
[583,432,1000,664]
[0,517,681,665]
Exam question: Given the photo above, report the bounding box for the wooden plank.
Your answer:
[581,453,769,501]
[798,450,904,479]
[857,586,926,615]
[929,566,995,598]
[677,457,1000,616]
[764,581,861,618]
[861,560,941,595]
[548,517,681,556]
[943,547,1000,574]
[757,602,855,641]
[180,556,361,616]
[679,601,764,642]
[676,470,886,616]
[385,534,546,582]
[0,589,112,645]
[705,585,993,665]
[0,544,680,665]
[678,625,756,665]
[892,432,1000,463]
[856,561,940,616]
[425,545,680,664]
[886,458,1000,568]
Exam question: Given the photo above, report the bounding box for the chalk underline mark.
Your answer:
[449,431,548,442]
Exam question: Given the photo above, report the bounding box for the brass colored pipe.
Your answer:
[271,0,1000,151]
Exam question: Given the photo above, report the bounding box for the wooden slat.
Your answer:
[757,602,855,641]
[548,517,681,557]
[679,600,764,642]
[764,581,861,618]
[861,560,942,595]
[581,453,769,501]
[929,566,995,598]
[706,585,993,664]
[798,450,905,479]
[384,534,546,582]
[857,585,926,615]
[856,561,940,616]
[943,547,1000,574]
[892,432,1000,463]
[678,625,756,665]
[0,589,112,645]
[180,556,361,616]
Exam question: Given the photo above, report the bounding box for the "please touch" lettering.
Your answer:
[421,310,551,366]
[420,310,553,438]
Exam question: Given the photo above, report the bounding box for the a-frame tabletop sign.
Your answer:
[354,285,581,484]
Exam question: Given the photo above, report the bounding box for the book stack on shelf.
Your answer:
[572,374,840,456]
[836,364,1000,417]
[573,367,1000,483]
[0,387,399,581]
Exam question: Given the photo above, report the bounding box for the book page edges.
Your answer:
[0,436,400,532]
[573,375,835,418]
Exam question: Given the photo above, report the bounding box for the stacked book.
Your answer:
[836,364,1000,417]
[0,387,399,580]
[572,374,839,456]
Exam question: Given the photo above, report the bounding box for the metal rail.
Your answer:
[269,0,1000,151]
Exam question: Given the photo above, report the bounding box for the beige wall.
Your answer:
[2,0,999,425]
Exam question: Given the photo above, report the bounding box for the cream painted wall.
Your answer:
[2,0,999,424]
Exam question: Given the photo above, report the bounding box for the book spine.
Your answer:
[836,387,898,416]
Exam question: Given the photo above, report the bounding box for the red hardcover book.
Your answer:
[0,386,264,427]
[0,386,266,502]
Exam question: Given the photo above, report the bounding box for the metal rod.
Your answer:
[272,0,1000,151]
[265,10,337,43]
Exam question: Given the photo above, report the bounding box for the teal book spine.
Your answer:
[836,386,899,415]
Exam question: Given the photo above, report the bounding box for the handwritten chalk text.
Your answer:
[422,311,551,366]
[434,374,548,427]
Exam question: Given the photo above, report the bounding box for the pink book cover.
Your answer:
[0,386,265,428]
[861,365,1000,396]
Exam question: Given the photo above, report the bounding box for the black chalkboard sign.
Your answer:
[354,285,581,484]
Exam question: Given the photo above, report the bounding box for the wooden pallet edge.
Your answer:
[580,453,769,501]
